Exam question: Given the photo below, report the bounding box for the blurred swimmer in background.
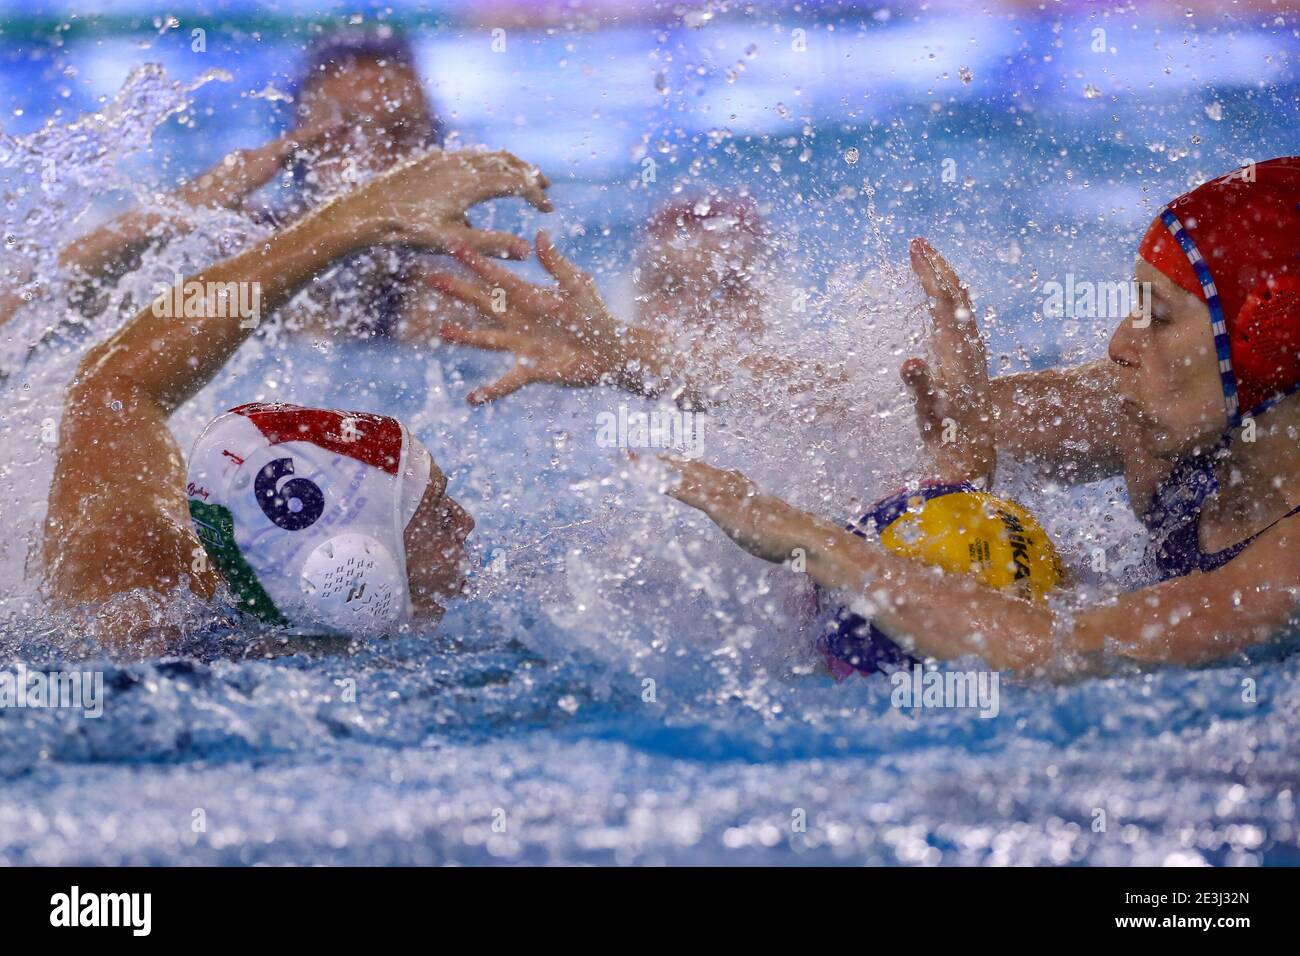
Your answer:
[634,195,769,340]
[270,28,489,343]
[1,28,470,346]
[428,191,791,406]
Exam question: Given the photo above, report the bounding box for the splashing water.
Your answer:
[0,25,1297,868]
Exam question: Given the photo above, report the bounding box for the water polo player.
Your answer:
[42,147,552,653]
[3,29,442,344]
[662,157,1300,674]
[425,157,1300,673]
[275,28,461,342]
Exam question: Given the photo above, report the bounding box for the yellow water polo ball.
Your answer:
[849,483,1065,601]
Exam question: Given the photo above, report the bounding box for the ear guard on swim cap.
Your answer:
[1231,275,1300,412]
[299,533,409,628]
[184,403,432,637]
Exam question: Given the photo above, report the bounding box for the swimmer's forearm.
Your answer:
[1068,538,1300,665]
[59,135,307,280]
[791,516,1055,671]
[814,525,1296,670]
[76,199,384,411]
[704,488,1056,669]
[58,209,177,280]
[989,359,1125,481]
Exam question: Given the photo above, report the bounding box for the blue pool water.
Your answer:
[2,4,1299,865]
[2,336,1297,866]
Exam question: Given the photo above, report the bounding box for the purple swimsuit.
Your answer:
[820,454,1300,679]
[1143,447,1300,581]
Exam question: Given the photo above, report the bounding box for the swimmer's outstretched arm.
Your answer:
[906,356,1127,484]
[429,234,859,407]
[56,121,345,282]
[0,123,347,332]
[45,149,551,651]
[430,231,1129,485]
[899,242,1130,486]
[660,455,1300,673]
[897,237,1129,485]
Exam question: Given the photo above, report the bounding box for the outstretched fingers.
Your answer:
[910,237,971,316]
[658,454,704,506]
[426,271,501,319]
[901,357,948,441]
[450,245,556,316]
[446,226,531,260]
[535,230,592,295]
[466,362,544,405]
[437,322,519,353]
[462,150,554,213]
[905,244,994,484]
[909,237,987,385]
[658,455,753,508]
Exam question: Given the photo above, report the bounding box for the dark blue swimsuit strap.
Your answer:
[1145,441,1300,579]
[1206,500,1300,572]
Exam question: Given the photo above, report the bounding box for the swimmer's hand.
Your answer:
[902,238,995,486]
[57,118,350,279]
[657,454,1065,673]
[340,148,553,260]
[431,231,649,404]
[173,117,348,211]
[658,455,830,566]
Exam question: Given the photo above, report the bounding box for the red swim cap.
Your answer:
[1138,157,1300,425]
[644,193,763,243]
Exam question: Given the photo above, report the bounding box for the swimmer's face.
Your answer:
[296,58,433,182]
[1108,257,1224,457]
[635,231,765,334]
[402,462,474,621]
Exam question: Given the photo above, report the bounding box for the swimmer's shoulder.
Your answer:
[45,499,219,609]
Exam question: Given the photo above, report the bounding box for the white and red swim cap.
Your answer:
[184,403,432,636]
[1140,156,1300,426]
